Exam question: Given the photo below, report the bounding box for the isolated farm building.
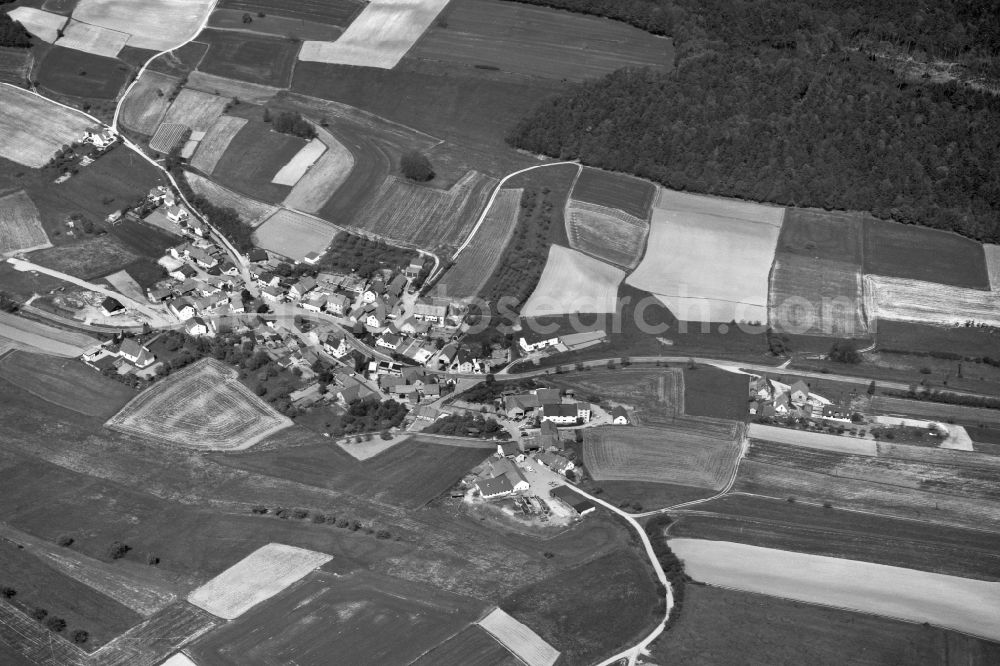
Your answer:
[534,388,562,406]
[147,286,172,303]
[100,296,125,316]
[325,293,349,315]
[405,260,424,278]
[289,383,322,408]
[481,458,529,494]
[790,381,810,405]
[106,210,123,224]
[119,338,155,368]
[302,294,327,313]
[184,316,216,337]
[498,441,520,458]
[290,277,317,300]
[576,402,592,422]
[261,285,284,302]
[535,451,575,475]
[611,406,630,425]
[377,332,402,350]
[412,300,449,325]
[166,205,189,223]
[519,329,561,353]
[550,486,596,516]
[363,279,385,303]
[477,475,514,499]
[559,329,608,351]
[541,403,579,425]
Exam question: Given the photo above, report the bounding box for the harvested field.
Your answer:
[187,543,332,619]
[253,209,339,261]
[184,171,276,227]
[189,569,486,664]
[298,0,450,69]
[521,244,624,317]
[566,199,648,270]
[188,115,246,174]
[479,608,559,666]
[865,274,1000,327]
[0,351,133,418]
[6,7,65,42]
[0,85,93,168]
[210,120,305,202]
[583,423,741,489]
[72,0,216,51]
[0,190,49,256]
[986,244,1000,291]
[670,538,1000,642]
[355,170,496,248]
[777,207,865,264]
[0,312,96,356]
[871,395,1000,428]
[217,0,364,26]
[864,217,990,290]
[58,18,129,57]
[149,40,208,77]
[196,29,299,88]
[282,124,354,213]
[748,423,876,456]
[148,122,188,154]
[270,137,326,186]
[119,70,178,135]
[411,625,518,666]
[627,188,784,324]
[29,235,140,280]
[542,368,684,426]
[207,9,343,41]
[185,70,279,105]
[0,47,31,85]
[105,359,293,450]
[439,188,521,300]
[407,0,672,83]
[769,253,868,337]
[162,88,228,132]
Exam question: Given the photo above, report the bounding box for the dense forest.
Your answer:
[0,14,33,48]
[506,0,1000,241]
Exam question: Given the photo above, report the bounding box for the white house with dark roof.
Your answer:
[302,293,327,313]
[325,293,349,315]
[290,276,317,300]
[119,338,155,368]
[412,300,448,325]
[541,403,579,425]
[476,475,513,499]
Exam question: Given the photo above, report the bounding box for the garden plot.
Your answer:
[72,0,216,51]
[584,423,741,489]
[187,543,332,619]
[189,115,247,174]
[6,7,66,42]
[270,137,326,186]
[670,539,1000,642]
[149,122,188,153]
[748,423,876,456]
[162,88,228,132]
[298,0,450,69]
[566,199,649,270]
[283,124,355,213]
[57,18,129,57]
[864,275,1000,327]
[0,85,94,167]
[521,244,624,317]
[119,70,178,135]
[479,608,560,666]
[627,188,784,324]
[186,70,279,104]
[438,188,521,300]
[185,171,276,227]
[105,358,292,450]
[986,244,1000,291]
[0,190,50,256]
[253,208,339,261]
[768,253,868,337]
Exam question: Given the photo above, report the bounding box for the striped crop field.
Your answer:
[864,275,1000,327]
[566,199,649,270]
[769,253,868,338]
[0,190,49,256]
[189,115,247,175]
[161,88,228,132]
[149,123,189,154]
[120,70,178,135]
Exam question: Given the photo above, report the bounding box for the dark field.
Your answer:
[218,0,364,26]
[36,47,129,100]
[502,548,660,665]
[571,166,656,219]
[0,352,134,418]
[582,479,712,512]
[683,366,750,421]
[208,9,343,40]
[210,120,303,203]
[149,41,209,77]
[195,29,300,87]
[777,207,865,264]
[671,494,1000,581]
[649,584,1000,666]
[0,47,30,85]
[876,319,1000,358]
[864,217,990,289]
[410,626,518,666]
[116,45,158,69]
[872,395,1000,428]
[28,236,140,281]
[105,219,179,259]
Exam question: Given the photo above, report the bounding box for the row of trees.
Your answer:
[0,586,89,644]
[250,505,393,539]
[264,110,317,140]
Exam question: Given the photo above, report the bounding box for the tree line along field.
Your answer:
[406,0,673,83]
[217,0,365,27]
[194,29,300,88]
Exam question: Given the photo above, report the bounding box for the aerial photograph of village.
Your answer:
[0,0,998,664]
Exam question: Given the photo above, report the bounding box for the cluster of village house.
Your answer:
[503,387,630,426]
[749,376,851,422]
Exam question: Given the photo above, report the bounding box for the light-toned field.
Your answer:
[120,70,178,135]
[670,539,1000,642]
[298,0,450,69]
[186,70,279,104]
[356,170,497,248]
[149,122,188,153]
[72,0,216,51]
[0,190,49,256]
[253,208,339,260]
[185,171,277,227]
[0,311,96,357]
[479,608,560,666]
[0,350,133,417]
[864,274,1000,327]
[283,124,355,213]
[584,422,741,489]
[0,85,93,167]
[748,423,876,456]
[270,137,326,186]
[189,115,246,174]
[521,244,624,316]
[187,543,332,620]
[986,244,1000,291]
[769,253,868,337]
[57,18,129,57]
[438,188,521,300]
[7,7,65,42]
[628,188,783,324]
[105,358,293,450]
[104,269,146,302]
[566,199,648,270]
[162,88,228,132]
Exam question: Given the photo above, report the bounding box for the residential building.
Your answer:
[362,279,385,303]
[790,381,810,405]
[376,332,402,351]
[302,294,327,313]
[477,475,514,499]
[261,285,284,302]
[576,402,592,423]
[119,338,154,368]
[611,406,630,425]
[323,333,350,358]
[535,451,575,475]
[290,276,317,300]
[165,205,189,223]
[404,260,424,279]
[325,293,349,315]
[185,316,215,337]
[168,297,196,321]
[188,246,217,268]
[303,251,322,265]
[412,300,448,325]
[518,329,561,353]
[248,248,268,263]
[386,274,407,299]
[540,403,579,425]
[100,297,125,316]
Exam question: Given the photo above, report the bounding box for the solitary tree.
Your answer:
[829,339,861,364]
[107,541,130,560]
[400,151,434,182]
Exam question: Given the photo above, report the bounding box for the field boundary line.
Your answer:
[562,165,583,244]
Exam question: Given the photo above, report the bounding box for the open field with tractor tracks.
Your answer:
[119,70,178,135]
[189,115,247,175]
[72,0,216,51]
[521,244,624,317]
[184,171,277,227]
[0,190,49,256]
[566,199,649,270]
[0,86,94,168]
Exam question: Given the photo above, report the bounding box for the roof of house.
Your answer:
[519,326,562,345]
[101,296,124,312]
[380,333,401,347]
[611,406,629,420]
[326,293,349,307]
[534,388,562,405]
[386,274,407,297]
[293,276,317,294]
[576,401,591,411]
[248,249,268,262]
[305,293,327,307]
[537,451,571,469]
[499,442,519,456]
[550,486,594,514]
[367,279,385,295]
[413,300,448,318]
[120,338,142,357]
[505,393,540,411]
[477,475,513,497]
[542,403,578,418]
[790,380,810,395]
